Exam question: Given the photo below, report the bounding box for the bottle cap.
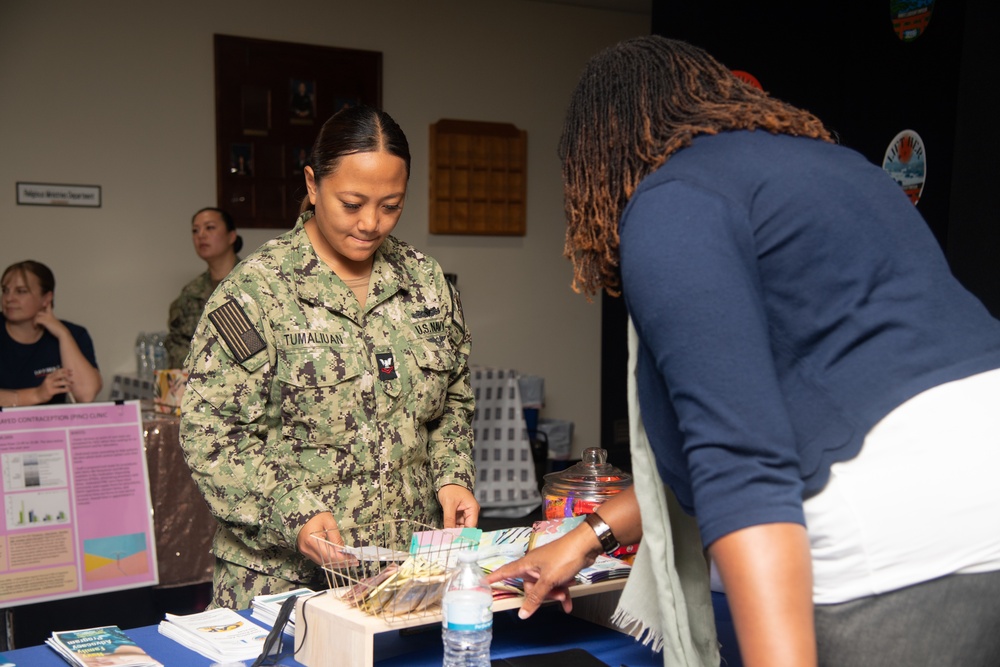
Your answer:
[457,549,479,563]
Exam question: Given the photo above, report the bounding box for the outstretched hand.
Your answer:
[484,524,601,619]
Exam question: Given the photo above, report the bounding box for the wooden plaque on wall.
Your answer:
[429,119,527,236]
[214,34,382,229]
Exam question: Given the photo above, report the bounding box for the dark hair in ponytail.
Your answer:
[299,104,410,214]
[192,206,242,254]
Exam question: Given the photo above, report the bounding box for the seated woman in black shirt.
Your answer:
[1,260,101,406]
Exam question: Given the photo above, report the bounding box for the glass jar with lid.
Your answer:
[541,447,632,519]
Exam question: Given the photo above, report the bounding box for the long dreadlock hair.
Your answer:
[560,36,833,297]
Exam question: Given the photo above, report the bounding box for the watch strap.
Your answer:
[583,511,620,554]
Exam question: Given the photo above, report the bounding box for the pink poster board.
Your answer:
[0,400,158,608]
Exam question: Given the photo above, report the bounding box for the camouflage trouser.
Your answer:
[209,558,327,610]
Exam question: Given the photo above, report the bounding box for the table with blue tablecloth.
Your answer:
[3,592,742,666]
[3,604,663,666]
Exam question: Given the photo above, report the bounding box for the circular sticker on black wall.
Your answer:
[731,70,763,90]
[882,130,926,206]
[891,0,934,42]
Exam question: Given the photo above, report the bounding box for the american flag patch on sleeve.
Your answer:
[208,298,266,363]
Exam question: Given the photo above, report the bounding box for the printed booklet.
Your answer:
[45,625,162,667]
[158,607,270,663]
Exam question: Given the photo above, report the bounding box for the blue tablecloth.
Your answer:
[4,605,661,666]
[6,593,741,666]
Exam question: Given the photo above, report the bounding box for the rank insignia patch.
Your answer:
[376,352,397,380]
[412,305,440,319]
[208,298,266,363]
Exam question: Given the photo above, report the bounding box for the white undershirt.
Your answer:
[804,367,1000,604]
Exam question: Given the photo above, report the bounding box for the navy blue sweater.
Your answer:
[620,131,1000,548]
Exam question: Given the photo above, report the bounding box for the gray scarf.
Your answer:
[611,318,720,666]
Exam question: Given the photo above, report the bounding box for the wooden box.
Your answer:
[294,578,627,667]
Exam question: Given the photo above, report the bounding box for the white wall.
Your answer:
[0,0,647,456]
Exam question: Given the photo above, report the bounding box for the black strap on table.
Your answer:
[250,594,298,667]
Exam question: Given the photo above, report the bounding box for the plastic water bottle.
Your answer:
[441,549,492,666]
[151,331,168,371]
[135,332,151,378]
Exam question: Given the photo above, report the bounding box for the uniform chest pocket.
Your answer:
[406,339,456,424]
[276,345,364,447]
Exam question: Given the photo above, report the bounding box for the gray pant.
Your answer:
[815,569,1000,666]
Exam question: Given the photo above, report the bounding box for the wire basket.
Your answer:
[311,519,478,624]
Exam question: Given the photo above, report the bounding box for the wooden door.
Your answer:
[214,34,382,229]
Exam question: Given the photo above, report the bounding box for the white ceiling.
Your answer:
[529,0,652,16]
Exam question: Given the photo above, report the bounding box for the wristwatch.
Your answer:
[583,511,620,554]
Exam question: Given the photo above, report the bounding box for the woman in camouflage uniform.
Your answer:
[180,106,479,609]
[165,207,242,369]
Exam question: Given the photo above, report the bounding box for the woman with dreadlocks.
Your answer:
[488,36,1000,666]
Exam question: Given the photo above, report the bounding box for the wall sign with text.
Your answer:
[16,182,102,208]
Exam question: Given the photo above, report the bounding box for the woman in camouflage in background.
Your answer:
[165,207,242,369]
[180,106,479,609]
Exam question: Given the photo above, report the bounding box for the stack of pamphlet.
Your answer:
[157,607,270,663]
[575,553,632,584]
[250,588,316,636]
[45,625,162,666]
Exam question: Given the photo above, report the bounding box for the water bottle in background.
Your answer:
[151,331,168,371]
[441,549,492,667]
[143,333,153,376]
[135,332,151,378]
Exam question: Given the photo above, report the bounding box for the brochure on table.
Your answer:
[46,624,163,667]
[0,400,158,608]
